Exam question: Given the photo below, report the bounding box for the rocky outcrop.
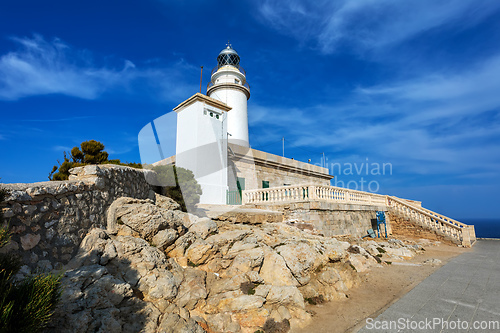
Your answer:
[34,195,426,333]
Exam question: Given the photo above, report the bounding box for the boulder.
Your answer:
[232,308,269,328]
[154,193,181,211]
[175,268,208,310]
[186,239,215,265]
[113,198,184,241]
[158,313,205,333]
[225,248,264,276]
[152,229,178,250]
[168,232,199,258]
[266,285,305,309]
[138,269,179,301]
[259,250,299,286]
[216,295,265,312]
[189,218,218,239]
[224,240,259,259]
[275,242,319,285]
[386,247,414,259]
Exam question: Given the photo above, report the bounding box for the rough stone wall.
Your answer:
[0,164,154,271]
[250,201,388,237]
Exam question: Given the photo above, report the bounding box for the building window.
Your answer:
[216,114,220,119]
[235,79,240,84]
[262,180,269,189]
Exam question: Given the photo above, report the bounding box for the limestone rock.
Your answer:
[217,295,265,312]
[113,198,184,241]
[158,313,205,333]
[259,250,298,286]
[176,267,208,310]
[232,308,269,328]
[154,193,181,211]
[275,242,319,285]
[20,233,41,251]
[266,285,305,309]
[204,313,239,333]
[246,271,264,284]
[168,232,198,258]
[206,274,248,296]
[225,240,259,259]
[152,229,178,250]
[186,239,215,265]
[225,247,264,276]
[386,247,414,259]
[189,218,218,239]
[206,230,250,250]
[348,253,379,272]
[138,269,179,301]
[423,258,442,265]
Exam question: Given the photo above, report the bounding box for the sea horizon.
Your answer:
[461,218,500,239]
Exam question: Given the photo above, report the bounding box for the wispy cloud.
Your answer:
[256,0,500,53]
[0,35,198,101]
[250,52,500,181]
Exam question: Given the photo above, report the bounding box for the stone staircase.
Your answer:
[387,196,476,247]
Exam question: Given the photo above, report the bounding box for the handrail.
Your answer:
[387,196,475,247]
[242,184,386,206]
[241,184,475,247]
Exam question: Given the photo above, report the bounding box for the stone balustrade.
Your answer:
[242,184,475,247]
[387,196,476,247]
[242,184,387,206]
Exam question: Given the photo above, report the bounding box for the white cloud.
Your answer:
[250,52,500,179]
[256,0,500,53]
[0,35,197,101]
[358,54,500,125]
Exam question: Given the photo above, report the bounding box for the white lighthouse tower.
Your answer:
[207,44,250,147]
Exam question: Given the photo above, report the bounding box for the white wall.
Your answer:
[211,89,249,147]
[208,66,250,147]
[176,100,228,204]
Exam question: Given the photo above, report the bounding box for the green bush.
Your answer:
[0,189,62,332]
[149,165,202,212]
[49,140,141,180]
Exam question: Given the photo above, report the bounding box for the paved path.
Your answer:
[357,240,500,332]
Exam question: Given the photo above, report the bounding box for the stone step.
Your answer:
[195,204,283,224]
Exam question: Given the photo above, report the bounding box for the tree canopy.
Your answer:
[49,140,141,181]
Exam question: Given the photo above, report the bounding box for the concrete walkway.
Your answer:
[358,240,500,332]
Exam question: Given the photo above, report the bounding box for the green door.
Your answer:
[227,177,245,205]
[262,180,269,201]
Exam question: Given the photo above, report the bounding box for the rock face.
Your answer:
[39,196,425,333]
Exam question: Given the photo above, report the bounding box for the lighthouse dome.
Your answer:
[217,45,240,68]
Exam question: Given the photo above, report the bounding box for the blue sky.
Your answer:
[1,0,500,219]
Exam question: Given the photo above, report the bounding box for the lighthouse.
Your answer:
[161,42,332,205]
[207,44,251,148]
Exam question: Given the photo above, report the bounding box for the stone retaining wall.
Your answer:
[0,164,154,271]
[249,201,390,237]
